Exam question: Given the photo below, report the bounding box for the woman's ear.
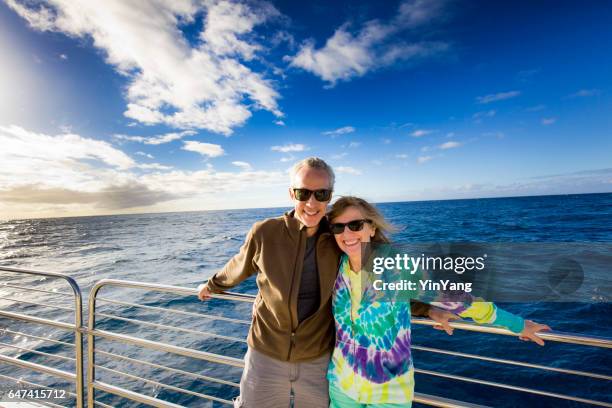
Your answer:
[371,227,376,238]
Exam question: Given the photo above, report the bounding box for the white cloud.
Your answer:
[381,138,391,144]
[438,141,461,149]
[0,124,134,173]
[6,0,283,135]
[274,120,286,126]
[411,129,434,137]
[59,53,68,60]
[322,126,355,137]
[525,104,546,112]
[289,0,448,85]
[138,168,286,198]
[476,91,521,104]
[472,110,496,121]
[541,117,557,125]
[279,155,295,162]
[271,143,307,153]
[567,89,602,98]
[135,151,154,159]
[0,124,147,202]
[114,130,196,145]
[0,124,287,218]
[417,155,432,164]
[182,141,225,158]
[232,161,252,171]
[516,68,540,82]
[395,154,408,159]
[330,152,348,160]
[336,166,362,175]
[348,141,361,148]
[137,163,173,170]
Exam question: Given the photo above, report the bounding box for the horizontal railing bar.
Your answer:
[0,353,76,381]
[93,399,114,408]
[0,372,77,398]
[94,364,234,405]
[32,400,68,408]
[1,282,73,297]
[94,311,246,344]
[0,267,81,302]
[413,391,490,408]
[0,295,75,312]
[93,279,612,347]
[534,330,612,349]
[1,328,76,347]
[415,368,612,407]
[411,318,612,349]
[93,279,255,303]
[412,345,612,381]
[0,309,75,330]
[97,296,251,325]
[90,329,245,368]
[92,381,185,408]
[97,349,240,388]
[0,368,483,408]
[0,341,75,362]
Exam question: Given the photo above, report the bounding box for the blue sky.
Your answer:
[0,0,611,219]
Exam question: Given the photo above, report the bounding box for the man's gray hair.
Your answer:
[290,157,335,189]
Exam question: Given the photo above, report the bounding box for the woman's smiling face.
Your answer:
[331,205,375,257]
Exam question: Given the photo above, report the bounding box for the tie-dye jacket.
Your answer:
[327,253,525,404]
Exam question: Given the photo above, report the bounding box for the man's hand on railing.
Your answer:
[519,320,551,346]
[428,307,460,335]
[197,283,212,301]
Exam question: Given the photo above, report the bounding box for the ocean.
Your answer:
[1,193,611,407]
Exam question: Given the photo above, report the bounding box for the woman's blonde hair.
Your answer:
[328,196,395,243]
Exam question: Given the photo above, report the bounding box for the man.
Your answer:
[198,157,453,407]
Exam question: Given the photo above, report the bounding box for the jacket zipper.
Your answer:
[286,230,303,360]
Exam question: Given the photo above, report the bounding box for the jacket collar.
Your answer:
[283,209,331,243]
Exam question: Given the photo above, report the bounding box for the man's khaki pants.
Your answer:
[233,347,331,408]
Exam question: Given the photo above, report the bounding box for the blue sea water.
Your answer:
[0,193,611,407]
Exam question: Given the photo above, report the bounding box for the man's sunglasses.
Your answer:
[330,219,372,235]
[293,188,332,202]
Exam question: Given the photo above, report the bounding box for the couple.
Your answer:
[198,157,549,407]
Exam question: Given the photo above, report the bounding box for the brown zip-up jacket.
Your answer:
[205,210,430,362]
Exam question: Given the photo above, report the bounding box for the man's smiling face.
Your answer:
[289,166,332,229]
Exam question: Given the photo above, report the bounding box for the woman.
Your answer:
[326,196,550,407]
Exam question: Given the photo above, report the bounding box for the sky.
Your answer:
[0,0,611,220]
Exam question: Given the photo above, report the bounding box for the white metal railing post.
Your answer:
[0,266,85,407]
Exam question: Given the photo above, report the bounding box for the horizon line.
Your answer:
[2,190,611,223]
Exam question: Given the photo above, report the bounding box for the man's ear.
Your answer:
[288,187,295,201]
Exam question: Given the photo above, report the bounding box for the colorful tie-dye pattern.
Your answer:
[327,253,525,404]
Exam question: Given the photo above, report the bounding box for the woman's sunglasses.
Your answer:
[293,188,332,202]
[330,219,372,235]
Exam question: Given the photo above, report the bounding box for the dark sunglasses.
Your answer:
[330,219,372,235]
[293,188,332,202]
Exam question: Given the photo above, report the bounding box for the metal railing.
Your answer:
[0,266,85,407]
[87,279,248,407]
[1,267,611,407]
